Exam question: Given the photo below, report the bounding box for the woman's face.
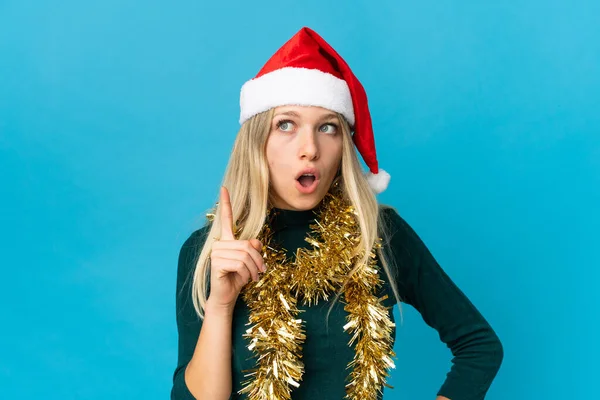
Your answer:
[265,105,343,211]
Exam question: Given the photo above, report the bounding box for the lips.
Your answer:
[295,167,320,181]
[295,167,320,194]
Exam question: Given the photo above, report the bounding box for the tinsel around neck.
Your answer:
[236,190,396,400]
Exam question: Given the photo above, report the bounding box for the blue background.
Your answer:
[1,0,598,399]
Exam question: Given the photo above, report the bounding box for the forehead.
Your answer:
[273,105,337,119]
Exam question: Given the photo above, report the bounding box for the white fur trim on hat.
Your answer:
[239,67,355,125]
[365,169,390,194]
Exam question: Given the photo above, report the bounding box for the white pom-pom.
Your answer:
[365,169,390,194]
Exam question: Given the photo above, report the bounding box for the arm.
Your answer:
[171,229,233,400]
[382,208,504,400]
[185,300,234,399]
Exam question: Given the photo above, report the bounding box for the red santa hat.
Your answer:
[239,27,390,194]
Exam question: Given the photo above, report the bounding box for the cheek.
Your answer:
[266,148,278,168]
[328,140,343,169]
[265,138,277,167]
[265,138,287,179]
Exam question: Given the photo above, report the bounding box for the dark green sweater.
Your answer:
[171,207,503,400]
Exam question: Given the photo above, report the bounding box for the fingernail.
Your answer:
[261,264,267,272]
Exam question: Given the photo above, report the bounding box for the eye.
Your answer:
[276,120,295,132]
[319,123,338,134]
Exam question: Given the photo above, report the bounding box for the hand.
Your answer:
[207,186,266,312]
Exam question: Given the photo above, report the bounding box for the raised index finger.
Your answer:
[219,186,235,240]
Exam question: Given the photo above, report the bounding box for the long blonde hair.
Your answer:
[191,108,403,323]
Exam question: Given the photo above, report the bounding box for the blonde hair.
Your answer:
[190,109,403,324]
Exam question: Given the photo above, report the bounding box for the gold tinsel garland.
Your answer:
[224,191,397,400]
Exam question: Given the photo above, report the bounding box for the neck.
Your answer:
[269,206,318,232]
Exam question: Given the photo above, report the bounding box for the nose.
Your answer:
[298,129,319,161]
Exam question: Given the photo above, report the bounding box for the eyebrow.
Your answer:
[274,110,338,121]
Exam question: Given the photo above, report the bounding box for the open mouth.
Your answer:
[297,174,316,188]
[295,169,320,194]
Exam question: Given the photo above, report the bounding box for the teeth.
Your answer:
[301,174,314,177]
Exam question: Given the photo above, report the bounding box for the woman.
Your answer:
[171,27,503,400]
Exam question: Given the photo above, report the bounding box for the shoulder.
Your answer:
[177,222,212,278]
[180,223,212,253]
[378,204,400,223]
[378,205,414,239]
[377,204,426,262]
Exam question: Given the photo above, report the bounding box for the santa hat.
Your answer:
[239,27,390,194]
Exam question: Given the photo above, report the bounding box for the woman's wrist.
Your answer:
[205,297,236,318]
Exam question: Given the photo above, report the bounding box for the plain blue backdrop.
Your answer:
[1,1,598,399]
